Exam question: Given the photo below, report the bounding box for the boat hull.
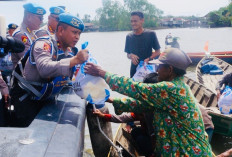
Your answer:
[0,87,86,157]
[109,77,232,156]
[187,51,232,64]
[196,56,232,94]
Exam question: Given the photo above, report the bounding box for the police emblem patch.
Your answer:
[21,35,28,44]
[12,24,16,29]
[37,8,44,15]
[43,43,51,52]
[70,18,80,27]
[54,8,60,14]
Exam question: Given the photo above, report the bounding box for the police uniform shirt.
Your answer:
[39,25,56,40]
[12,23,37,67]
[40,25,53,35]
[23,36,72,82]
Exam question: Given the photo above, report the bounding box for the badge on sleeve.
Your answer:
[43,43,51,52]
[21,35,28,44]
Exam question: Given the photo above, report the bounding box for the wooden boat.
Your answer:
[187,51,232,64]
[196,56,232,94]
[107,123,141,157]
[0,86,86,157]
[108,76,230,156]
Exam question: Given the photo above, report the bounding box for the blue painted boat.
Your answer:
[0,86,86,157]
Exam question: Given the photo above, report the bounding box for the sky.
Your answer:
[0,0,230,26]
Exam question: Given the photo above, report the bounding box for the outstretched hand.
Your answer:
[130,54,139,65]
[3,95,10,109]
[216,90,221,101]
[144,58,150,64]
[93,109,105,118]
[70,49,89,67]
[106,97,114,103]
[84,62,106,78]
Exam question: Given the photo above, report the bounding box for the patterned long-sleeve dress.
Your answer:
[104,72,213,156]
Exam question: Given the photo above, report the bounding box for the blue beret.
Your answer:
[8,23,18,29]
[59,13,84,32]
[23,3,46,15]
[49,7,65,15]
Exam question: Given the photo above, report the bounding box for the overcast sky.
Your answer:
[0,0,230,26]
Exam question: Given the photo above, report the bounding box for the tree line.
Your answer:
[208,2,232,27]
[78,0,232,31]
[79,0,163,31]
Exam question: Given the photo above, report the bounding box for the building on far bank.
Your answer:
[84,23,99,32]
[159,16,209,28]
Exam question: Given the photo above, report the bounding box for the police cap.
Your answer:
[49,6,65,15]
[59,13,84,32]
[23,3,46,15]
[8,23,18,29]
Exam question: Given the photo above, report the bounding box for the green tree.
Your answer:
[96,0,130,31]
[124,0,163,27]
[82,14,91,23]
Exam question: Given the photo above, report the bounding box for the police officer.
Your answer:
[12,3,46,68]
[7,23,18,37]
[9,13,88,127]
[40,6,65,35]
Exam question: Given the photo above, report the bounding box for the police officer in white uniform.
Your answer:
[7,23,18,37]
[40,6,65,35]
[9,13,89,127]
[12,3,46,68]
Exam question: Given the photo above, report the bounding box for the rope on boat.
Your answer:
[92,104,123,157]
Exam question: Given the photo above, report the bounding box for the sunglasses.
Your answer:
[51,15,59,22]
[33,15,43,21]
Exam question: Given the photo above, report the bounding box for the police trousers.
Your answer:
[9,83,44,127]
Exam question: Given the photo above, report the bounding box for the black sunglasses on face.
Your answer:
[51,15,59,22]
[34,15,43,21]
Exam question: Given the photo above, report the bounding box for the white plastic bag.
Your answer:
[72,49,110,104]
[132,61,156,82]
[218,85,232,114]
[0,53,13,72]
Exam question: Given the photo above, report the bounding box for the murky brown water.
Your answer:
[79,28,232,156]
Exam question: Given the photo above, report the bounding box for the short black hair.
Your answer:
[131,11,144,19]
[56,22,68,31]
[158,64,186,77]
[173,66,186,77]
[143,73,158,83]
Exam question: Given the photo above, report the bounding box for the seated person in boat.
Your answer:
[94,72,158,157]
[216,73,232,100]
[85,48,213,156]
[170,37,180,49]
[3,13,89,127]
[198,105,214,142]
[165,33,172,45]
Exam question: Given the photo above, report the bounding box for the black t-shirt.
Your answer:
[124,29,160,61]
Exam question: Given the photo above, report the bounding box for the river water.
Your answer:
[78,27,232,156]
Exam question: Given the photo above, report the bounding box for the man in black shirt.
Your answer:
[125,11,161,77]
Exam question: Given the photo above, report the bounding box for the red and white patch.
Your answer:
[43,43,51,52]
[21,35,28,44]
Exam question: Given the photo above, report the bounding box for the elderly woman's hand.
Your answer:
[84,62,106,78]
